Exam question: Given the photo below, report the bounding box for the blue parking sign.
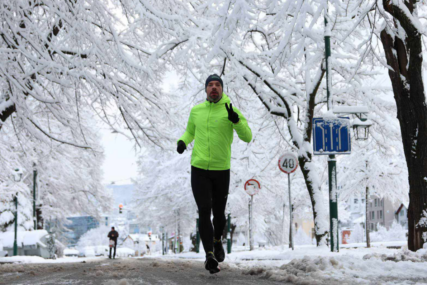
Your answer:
[313,117,351,155]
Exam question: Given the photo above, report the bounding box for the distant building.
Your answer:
[367,196,407,231]
[340,192,366,230]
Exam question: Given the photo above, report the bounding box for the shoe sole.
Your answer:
[209,267,221,274]
[205,257,220,274]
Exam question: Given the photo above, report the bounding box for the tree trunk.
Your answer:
[299,157,329,245]
[380,0,427,251]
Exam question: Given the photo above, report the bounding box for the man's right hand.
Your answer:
[177,140,186,154]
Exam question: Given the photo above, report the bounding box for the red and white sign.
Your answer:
[244,179,261,196]
[278,153,299,174]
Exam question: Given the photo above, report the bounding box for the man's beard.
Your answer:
[207,92,222,103]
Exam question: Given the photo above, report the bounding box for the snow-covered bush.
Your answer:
[349,224,365,243]
[294,228,313,245]
[77,225,111,249]
[370,222,407,242]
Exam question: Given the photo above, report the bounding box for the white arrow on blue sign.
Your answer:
[312,117,351,155]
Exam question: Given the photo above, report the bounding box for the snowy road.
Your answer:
[0,258,287,285]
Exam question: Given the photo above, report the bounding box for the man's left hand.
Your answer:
[225,103,239,124]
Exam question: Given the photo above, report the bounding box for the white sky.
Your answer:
[101,129,138,185]
[100,71,179,186]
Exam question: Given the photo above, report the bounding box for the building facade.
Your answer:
[367,196,406,231]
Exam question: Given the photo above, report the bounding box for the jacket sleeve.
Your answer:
[178,109,195,146]
[233,108,252,143]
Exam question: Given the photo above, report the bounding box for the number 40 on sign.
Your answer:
[278,153,298,174]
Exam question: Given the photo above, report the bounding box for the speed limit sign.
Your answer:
[278,153,298,174]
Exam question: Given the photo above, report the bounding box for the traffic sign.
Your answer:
[278,153,298,174]
[244,179,260,196]
[312,117,351,155]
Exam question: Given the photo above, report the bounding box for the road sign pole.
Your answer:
[243,179,260,251]
[282,202,286,245]
[249,196,254,251]
[328,156,339,252]
[325,2,339,253]
[288,173,294,250]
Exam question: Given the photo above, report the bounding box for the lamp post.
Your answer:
[33,163,37,230]
[13,168,23,256]
[332,107,373,250]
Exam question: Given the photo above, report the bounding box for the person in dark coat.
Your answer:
[107,227,119,259]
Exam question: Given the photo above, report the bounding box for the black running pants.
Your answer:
[191,166,230,254]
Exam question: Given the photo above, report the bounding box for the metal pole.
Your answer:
[249,196,254,251]
[177,209,181,253]
[196,218,200,253]
[325,1,339,253]
[166,231,169,254]
[227,213,231,254]
[14,195,18,256]
[162,232,165,255]
[282,202,286,245]
[33,164,37,230]
[328,156,339,252]
[288,174,294,250]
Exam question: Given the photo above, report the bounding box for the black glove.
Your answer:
[177,140,186,154]
[225,103,239,124]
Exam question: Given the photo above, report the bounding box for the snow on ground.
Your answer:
[4,241,427,284]
[0,256,102,264]
[152,242,427,284]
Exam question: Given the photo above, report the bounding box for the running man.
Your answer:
[177,74,252,273]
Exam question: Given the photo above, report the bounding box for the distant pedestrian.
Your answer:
[107,227,119,259]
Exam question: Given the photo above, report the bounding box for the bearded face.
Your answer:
[206,81,223,103]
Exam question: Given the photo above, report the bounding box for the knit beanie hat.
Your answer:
[205,74,223,90]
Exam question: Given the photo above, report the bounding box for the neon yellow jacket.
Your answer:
[179,93,252,170]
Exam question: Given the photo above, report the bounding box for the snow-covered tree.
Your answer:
[0,0,176,147]
[341,0,427,251]
[0,108,111,230]
[77,225,111,248]
[122,0,399,246]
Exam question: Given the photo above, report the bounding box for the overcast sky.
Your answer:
[101,129,138,185]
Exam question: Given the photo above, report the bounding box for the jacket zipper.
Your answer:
[207,102,212,170]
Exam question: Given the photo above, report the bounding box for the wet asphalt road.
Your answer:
[0,257,287,285]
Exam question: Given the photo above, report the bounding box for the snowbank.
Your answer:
[158,242,427,284]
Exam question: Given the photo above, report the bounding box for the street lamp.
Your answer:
[33,162,38,230]
[352,117,373,141]
[13,168,23,256]
[332,107,373,141]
